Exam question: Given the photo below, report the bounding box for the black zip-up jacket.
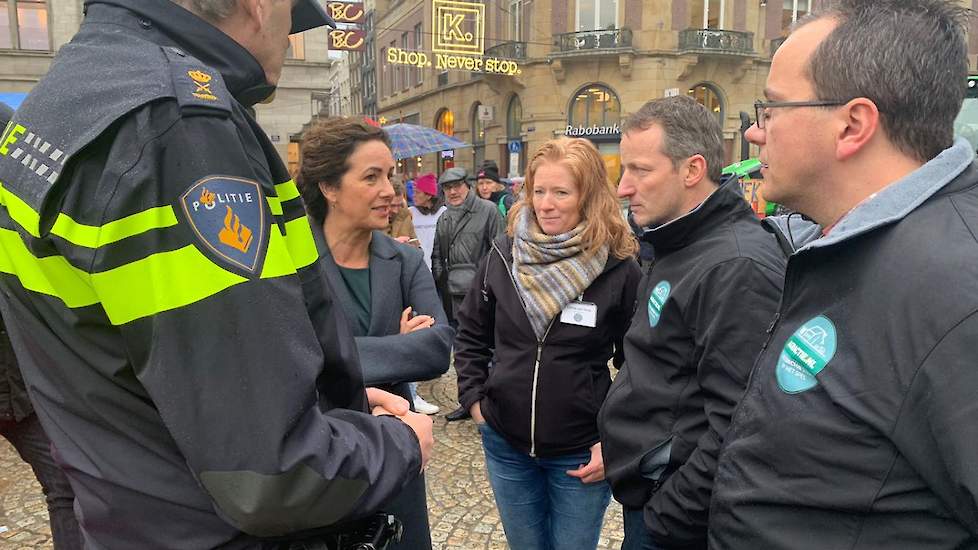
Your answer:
[0,2,420,547]
[455,235,641,457]
[598,181,785,548]
[711,142,978,549]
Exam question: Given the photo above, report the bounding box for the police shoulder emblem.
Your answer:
[180,176,266,273]
[647,280,671,327]
[776,315,837,394]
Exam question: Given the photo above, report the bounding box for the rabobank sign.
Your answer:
[565,124,621,137]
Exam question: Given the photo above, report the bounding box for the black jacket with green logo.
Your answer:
[0,1,420,548]
[711,141,978,549]
[598,181,785,548]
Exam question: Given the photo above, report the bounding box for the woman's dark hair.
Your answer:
[298,117,391,225]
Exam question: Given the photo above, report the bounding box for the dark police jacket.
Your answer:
[710,140,978,549]
[598,181,785,548]
[0,1,420,547]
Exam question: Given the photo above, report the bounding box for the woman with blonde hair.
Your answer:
[454,137,642,550]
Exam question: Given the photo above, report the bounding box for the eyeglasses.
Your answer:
[754,99,849,129]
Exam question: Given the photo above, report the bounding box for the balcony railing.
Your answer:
[770,36,786,56]
[556,28,632,52]
[485,41,527,59]
[678,29,754,55]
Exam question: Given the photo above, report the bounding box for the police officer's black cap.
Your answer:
[292,0,336,34]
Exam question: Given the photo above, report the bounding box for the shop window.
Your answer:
[687,83,724,124]
[568,84,621,128]
[435,108,455,136]
[1,0,50,51]
[576,0,618,32]
[436,109,456,172]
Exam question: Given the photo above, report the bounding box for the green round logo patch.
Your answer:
[776,315,837,394]
[647,280,671,327]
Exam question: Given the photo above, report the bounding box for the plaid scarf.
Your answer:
[511,209,608,339]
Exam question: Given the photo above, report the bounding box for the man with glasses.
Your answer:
[710,1,978,548]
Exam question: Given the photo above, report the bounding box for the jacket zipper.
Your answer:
[492,241,557,457]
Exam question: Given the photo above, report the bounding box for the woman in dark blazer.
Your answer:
[299,117,453,550]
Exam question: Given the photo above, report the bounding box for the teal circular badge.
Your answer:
[776,315,837,394]
[647,280,671,327]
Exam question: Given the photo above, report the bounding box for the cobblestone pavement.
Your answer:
[0,367,624,549]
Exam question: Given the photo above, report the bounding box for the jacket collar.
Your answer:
[369,231,400,260]
[639,177,751,256]
[797,137,975,253]
[448,187,478,213]
[85,0,275,106]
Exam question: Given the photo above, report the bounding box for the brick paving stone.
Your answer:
[0,366,625,549]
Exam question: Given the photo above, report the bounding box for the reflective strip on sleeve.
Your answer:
[266,195,283,216]
[282,217,318,270]
[260,225,297,279]
[53,206,179,247]
[0,182,42,237]
[95,223,298,325]
[0,228,98,307]
[1,180,178,247]
[274,180,301,203]
[92,244,248,325]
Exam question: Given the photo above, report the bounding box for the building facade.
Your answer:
[376,0,978,181]
[0,0,339,172]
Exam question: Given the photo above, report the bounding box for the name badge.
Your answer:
[561,300,597,328]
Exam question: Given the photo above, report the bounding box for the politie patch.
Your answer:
[180,176,266,273]
[647,280,671,327]
[776,315,837,394]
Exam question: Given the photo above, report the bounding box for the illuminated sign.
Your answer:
[326,2,365,24]
[387,47,521,76]
[329,29,366,51]
[432,0,484,55]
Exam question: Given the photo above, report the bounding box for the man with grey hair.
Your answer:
[710,1,978,548]
[598,95,785,549]
[0,0,433,547]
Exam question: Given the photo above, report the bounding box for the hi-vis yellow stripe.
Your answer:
[0,180,179,247]
[274,179,318,270]
[0,223,301,325]
[275,179,301,202]
[0,179,319,325]
[0,228,98,308]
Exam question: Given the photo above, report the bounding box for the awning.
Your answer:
[0,92,28,110]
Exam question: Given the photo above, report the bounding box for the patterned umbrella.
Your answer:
[383,123,472,160]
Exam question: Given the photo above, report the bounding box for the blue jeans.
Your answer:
[479,422,610,550]
[622,507,667,550]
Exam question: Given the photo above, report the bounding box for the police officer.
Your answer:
[0,1,433,548]
[710,1,978,548]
